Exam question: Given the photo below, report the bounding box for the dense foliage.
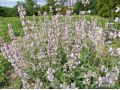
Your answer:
[96,0,120,18]
[73,0,97,15]
[25,0,40,16]
[0,6,18,17]
[0,0,120,17]
[0,0,40,17]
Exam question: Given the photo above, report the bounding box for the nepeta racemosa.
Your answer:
[1,2,120,89]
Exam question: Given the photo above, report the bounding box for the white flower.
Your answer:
[79,11,85,15]
[34,5,36,8]
[116,7,120,12]
[87,10,91,14]
[31,42,34,47]
[70,53,74,58]
[82,0,90,5]
[115,17,120,22]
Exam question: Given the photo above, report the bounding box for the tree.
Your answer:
[73,0,84,14]
[73,0,97,14]
[40,5,49,14]
[25,0,40,16]
[96,0,120,18]
[0,6,6,16]
[0,6,18,17]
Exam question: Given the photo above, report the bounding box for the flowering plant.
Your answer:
[1,3,120,89]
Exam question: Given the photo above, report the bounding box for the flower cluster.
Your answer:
[46,68,55,82]
[108,47,120,57]
[1,2,120,89]
[83,70,97,85]
[98,66,119,88]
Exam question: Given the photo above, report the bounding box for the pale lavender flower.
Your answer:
[97,66,119,88]
[97,77,107,87]
[100,65,108,72]
[83,70,97,85]
[46,68,55,82]
[8,24,16,40]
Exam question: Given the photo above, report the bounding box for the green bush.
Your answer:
[96,0,120,18]
[0,6,18,17]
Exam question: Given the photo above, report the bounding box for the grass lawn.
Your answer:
[0,17,23,42]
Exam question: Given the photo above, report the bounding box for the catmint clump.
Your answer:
[1,1,120,89]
